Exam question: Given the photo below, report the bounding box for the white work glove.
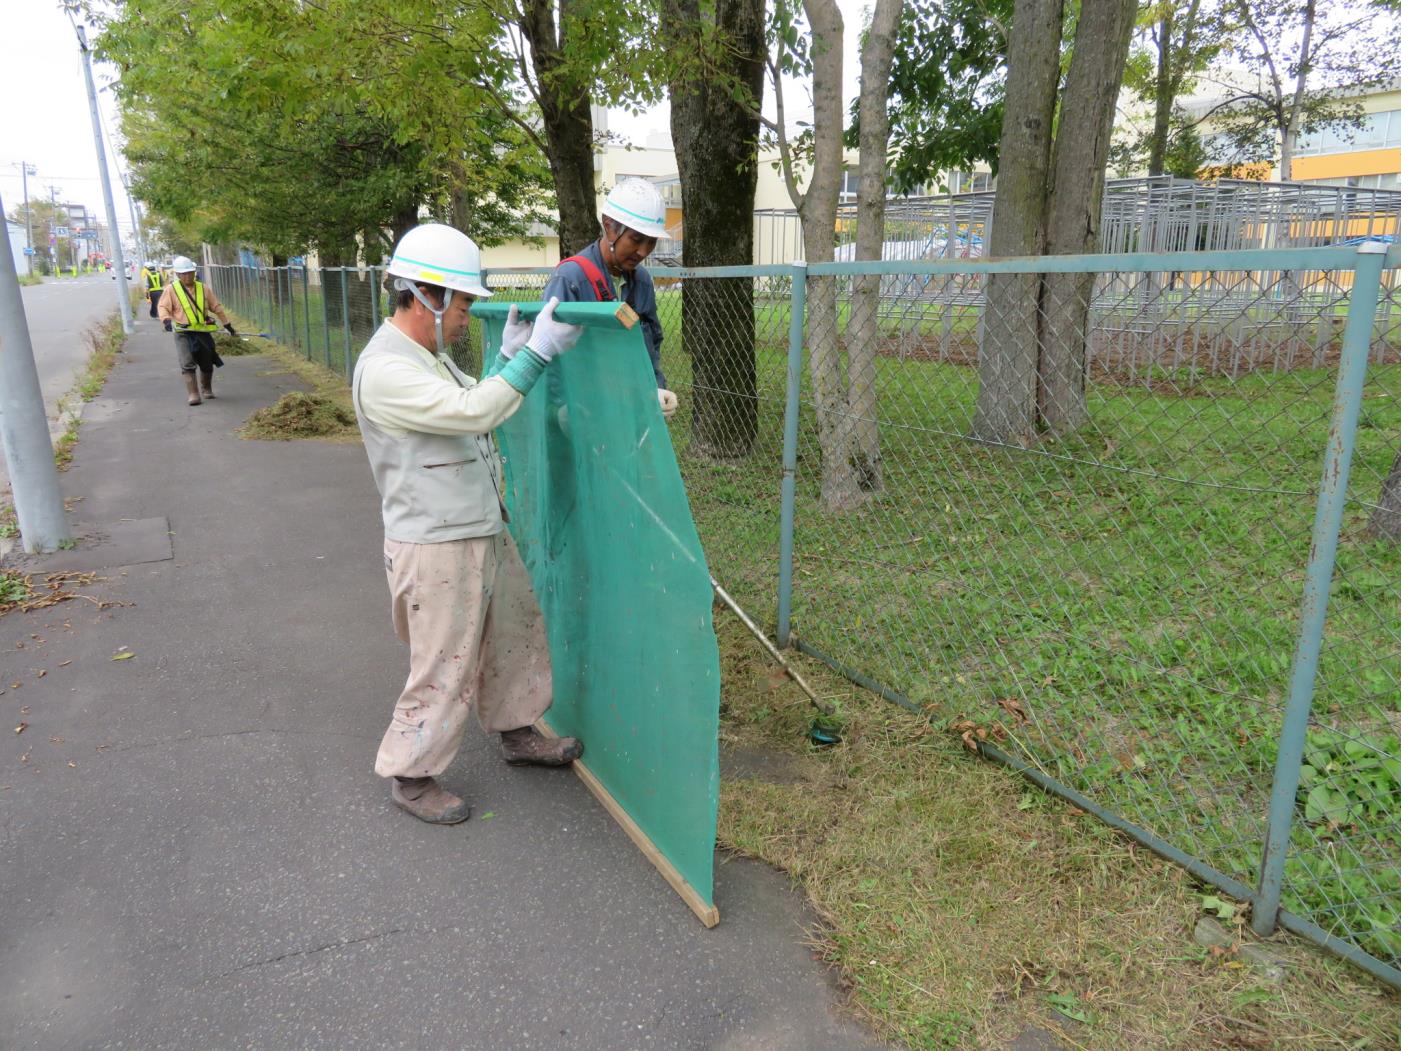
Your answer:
[657,388,678,420]
[498,304,532,362]
[524,296,582,363]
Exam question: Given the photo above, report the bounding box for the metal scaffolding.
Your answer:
[753,177,1401,378]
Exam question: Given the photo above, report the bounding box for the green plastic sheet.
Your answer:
[473,300,722,919]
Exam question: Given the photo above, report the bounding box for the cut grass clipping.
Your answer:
[240,391,356,441]
[213,330,262,356]
[225,312,359,441]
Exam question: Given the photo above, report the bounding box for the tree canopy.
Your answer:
[95,0,555,256]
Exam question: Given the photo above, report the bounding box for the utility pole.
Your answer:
[0,187,71,553]
[73,20,132,333]
[10,162,37,276]
[102,106,147,268]
[45,185,64,275]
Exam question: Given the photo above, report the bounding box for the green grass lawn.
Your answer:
[649,294,1401,972]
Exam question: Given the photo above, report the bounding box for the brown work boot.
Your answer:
[199,369,215,399]
[500,726,583,767]
[390,776,471,824]
[183,373,201,406]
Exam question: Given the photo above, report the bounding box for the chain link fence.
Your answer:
[206,244,1400,987]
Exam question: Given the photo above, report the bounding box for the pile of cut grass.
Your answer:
[240,391,356,441]
[214,330,262,356]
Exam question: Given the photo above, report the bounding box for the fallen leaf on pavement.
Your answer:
[36,670,46,678]
[58,660,72,668]
[111,652,134,661]
[14,723,27,735]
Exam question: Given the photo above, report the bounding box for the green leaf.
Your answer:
[1046,992,1093,1025]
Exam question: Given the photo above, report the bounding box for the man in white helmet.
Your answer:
[353,222,585,825]
[157,256,237,406]
[543,178,678,421]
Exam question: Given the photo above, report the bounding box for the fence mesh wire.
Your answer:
[204,248,1400,982]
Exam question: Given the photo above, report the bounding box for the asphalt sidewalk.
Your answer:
[0,313,890,1050]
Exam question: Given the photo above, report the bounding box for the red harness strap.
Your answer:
[560,254,614,302]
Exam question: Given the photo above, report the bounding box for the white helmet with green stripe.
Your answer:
[386,223,492,298]
[602,179,667,239]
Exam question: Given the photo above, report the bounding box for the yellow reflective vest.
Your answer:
[170,280,218,332]
[143,268,163,293]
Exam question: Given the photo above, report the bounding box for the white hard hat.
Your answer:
[386,223,492,298]
[172,256,197,274]
[143,261,157,270]
[602,179,667,239]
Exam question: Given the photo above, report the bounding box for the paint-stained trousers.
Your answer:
[374,530,552,779]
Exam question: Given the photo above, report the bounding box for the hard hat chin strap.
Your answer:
[394,278,454,356]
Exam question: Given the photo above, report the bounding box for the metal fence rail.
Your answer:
[206,243,1401,987]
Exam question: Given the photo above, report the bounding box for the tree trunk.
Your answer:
[521,0,601,256]
[845,0,904,495]
[973,0,1063,444]
[1147,10,1174,177]
[362,224,386,267]
[1367,447,1401,540]
[320,242,352,327]
[1280,0,1317,181]
[800,0,861,510]
[1038,0,1137,435]
[390,202,419,249]
[662,0,766,459]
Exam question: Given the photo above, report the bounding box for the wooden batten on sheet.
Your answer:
[536,718,720,928]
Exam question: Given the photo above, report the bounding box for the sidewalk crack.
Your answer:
[204,927,413,983]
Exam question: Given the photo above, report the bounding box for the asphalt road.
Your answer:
[1,274,132,498]
[0,317,892,1050]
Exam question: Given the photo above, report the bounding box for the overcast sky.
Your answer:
[1,0,868,234]
[0,2,136,236]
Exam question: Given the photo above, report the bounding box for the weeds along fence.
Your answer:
[206,243,1401,988]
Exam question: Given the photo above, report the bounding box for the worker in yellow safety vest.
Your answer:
[140,260,164,318]
[157,255,238,406]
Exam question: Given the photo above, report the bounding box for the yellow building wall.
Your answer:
[480,238,559,270]
[1292,148,1401,181]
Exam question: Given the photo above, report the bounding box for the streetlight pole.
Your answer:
[73,21,132,333]
[11,162,37,276]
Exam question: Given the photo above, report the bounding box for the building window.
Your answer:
[947,171,993,194]
[1296,108,1401,155]
[839,168,861,201]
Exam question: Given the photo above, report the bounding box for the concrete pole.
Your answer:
[0,188,71,553]
[75,23,132,334]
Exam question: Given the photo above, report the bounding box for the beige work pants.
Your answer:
[374,530,552,779]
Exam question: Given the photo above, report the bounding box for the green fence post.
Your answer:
[302,265,311,351]
[370,265,380,331]
[341,267,352,379]
[776,261,807,649]
[1252,240,1389,937]
[320,268,330,365]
